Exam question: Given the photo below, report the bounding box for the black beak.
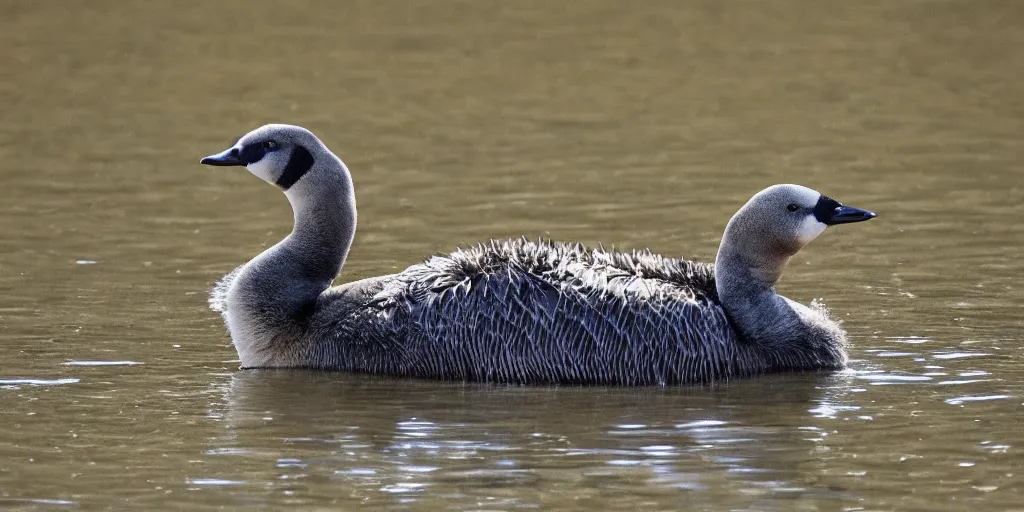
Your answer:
[814,196,877,225]
[826,205,876,225]
[200,147,246,166]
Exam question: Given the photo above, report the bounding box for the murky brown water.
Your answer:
[1,0,1022,509]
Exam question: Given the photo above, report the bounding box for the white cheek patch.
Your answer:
[797,215,827,245]
[246,158,276,183]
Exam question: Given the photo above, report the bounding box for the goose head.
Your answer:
[716,184,876,284]
[199,124,332,191]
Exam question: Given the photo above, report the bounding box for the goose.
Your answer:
[200,124,876,385]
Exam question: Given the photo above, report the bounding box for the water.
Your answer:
[1,0,1022,509]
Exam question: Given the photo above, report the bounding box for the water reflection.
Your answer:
[205,371,864,508]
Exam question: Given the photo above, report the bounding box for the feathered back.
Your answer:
[373,238,719,312]
[362,239,743,385]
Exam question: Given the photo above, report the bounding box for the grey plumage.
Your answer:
[201,124,876,386]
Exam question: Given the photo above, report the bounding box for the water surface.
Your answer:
[1,1,1023,509]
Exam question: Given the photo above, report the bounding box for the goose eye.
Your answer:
[263,141,278,150]
[786,203,800,212]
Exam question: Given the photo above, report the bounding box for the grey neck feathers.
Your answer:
[714,223,798,345]
[237,159,356,330]
[285,170,356,286]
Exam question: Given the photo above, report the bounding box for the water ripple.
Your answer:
[0,498,75,506]
[945,395,1011,405]
[855,373,932,384]
[61,360,143,366]
[933,352,992,360]
[887,336,933,345]
[675,420,727,429]
[186,478,246,486]
[0,378,80,386]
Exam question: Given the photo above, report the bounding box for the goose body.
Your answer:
[202,124,876,385]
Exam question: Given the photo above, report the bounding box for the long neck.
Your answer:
[229,166,356,348]
[713,226,849,373]
[282,173,356,287]
[714,230,792,343]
